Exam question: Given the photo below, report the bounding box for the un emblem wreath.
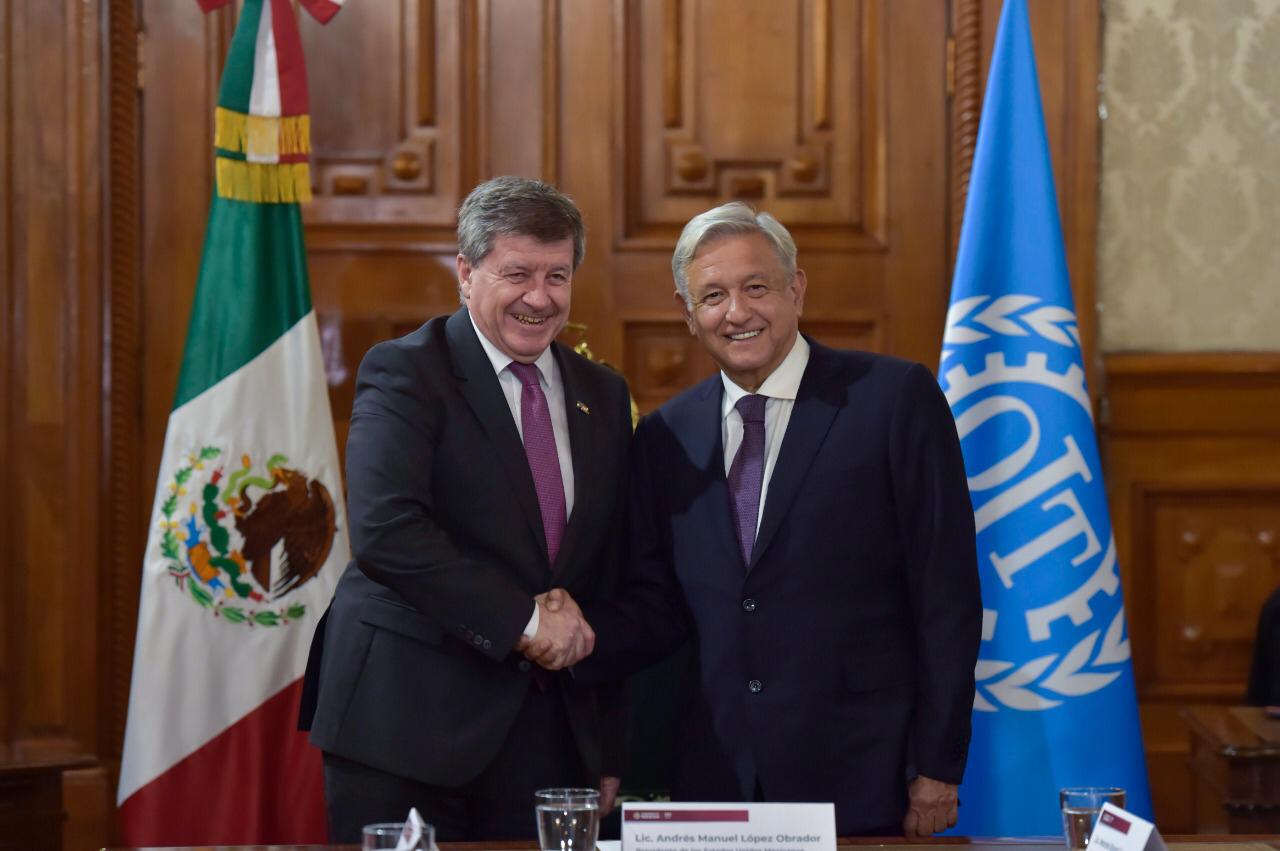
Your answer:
[940,295,1131,712]
[158,446,337,628]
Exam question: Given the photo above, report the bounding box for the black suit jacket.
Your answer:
[304,308,631,786]
[1247,586,1280,706]
[579,339,981,834]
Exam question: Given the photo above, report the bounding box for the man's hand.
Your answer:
[600,775,621,815]
[540,587,568,612]
[517,588,594,669]
[903,775,958,839]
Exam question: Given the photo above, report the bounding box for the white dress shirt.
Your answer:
[720,334,811,535]
[470,313,575,637]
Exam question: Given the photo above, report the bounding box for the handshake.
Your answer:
[515,588,593,670]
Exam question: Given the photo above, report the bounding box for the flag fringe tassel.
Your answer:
[215,107,311,158]
[215,159,312,203]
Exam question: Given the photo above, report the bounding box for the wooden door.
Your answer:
[563,0,949,412]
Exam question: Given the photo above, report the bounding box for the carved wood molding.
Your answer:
[1130,483,1280,695]
[304,0,474,235]
[662,0,682,128]
[104,0,142,764]
[1104,353,1280,437]
[542,0,561,184]
[0,0,11,750]
[949,0,982,269]
[1104,354,1280,703]
[658,0,835,198]
[617,0,883,250]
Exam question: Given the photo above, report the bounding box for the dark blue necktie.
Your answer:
[727,394,767,565]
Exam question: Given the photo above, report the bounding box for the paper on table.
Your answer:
[396,807,428,851]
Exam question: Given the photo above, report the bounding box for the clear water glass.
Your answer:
[535,787,600,851]
[1059,787,1126,850]
[362,820,436,850]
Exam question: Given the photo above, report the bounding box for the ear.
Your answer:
[674,289,696,334]
[456,253,473,299]
[790,268,808,317]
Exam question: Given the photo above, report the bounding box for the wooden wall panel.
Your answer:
[2,0,105,758]
[621,0,884,249]
[1150,494,1279,688]
[0,0,114,844]
[607,0,949,401]
[1103,353,1280,832]
[302,0,474,236]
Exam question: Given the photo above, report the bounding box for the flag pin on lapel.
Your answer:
[576,401,590,415]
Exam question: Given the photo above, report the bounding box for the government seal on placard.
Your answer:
[158,447,336,628]
[940,294,1132,712]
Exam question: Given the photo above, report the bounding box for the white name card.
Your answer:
[621,802,836,851]
[395,806,428,851]
[1087,802,1167,851]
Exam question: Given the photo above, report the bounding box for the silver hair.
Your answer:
[671,201,797,305]
[456,176,586,271]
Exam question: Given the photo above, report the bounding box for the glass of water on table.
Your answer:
[1060,787,1125,850]
[535,787,600,851]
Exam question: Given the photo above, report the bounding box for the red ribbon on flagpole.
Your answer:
[196,0,345,25]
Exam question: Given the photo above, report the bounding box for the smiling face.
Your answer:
[679,231,807,391]
[458,233,574,363]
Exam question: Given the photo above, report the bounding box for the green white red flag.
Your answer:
[117,0,347,843]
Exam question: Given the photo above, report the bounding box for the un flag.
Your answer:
[941,0,1152,835]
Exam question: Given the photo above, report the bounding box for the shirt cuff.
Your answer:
[523,601,540,639]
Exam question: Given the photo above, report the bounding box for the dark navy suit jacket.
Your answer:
[578,338,981,834]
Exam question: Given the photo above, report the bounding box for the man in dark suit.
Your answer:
[546,202,981,837]
[303,177,632,841]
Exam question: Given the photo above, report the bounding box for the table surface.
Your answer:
[107,838,1280,851]
[1181,705,1280,757]
[0,743,95,776]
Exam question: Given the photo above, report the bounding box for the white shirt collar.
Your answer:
[720,333,810,417]
[469,310,556,383]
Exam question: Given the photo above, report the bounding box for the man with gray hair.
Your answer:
[302,176,631,840]
[558,201,982,837]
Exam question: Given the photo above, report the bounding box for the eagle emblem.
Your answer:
[159,447,337,627]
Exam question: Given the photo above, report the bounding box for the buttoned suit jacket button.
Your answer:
[748,679,763,693]
[742,598,757,612]
[518,660,532,672]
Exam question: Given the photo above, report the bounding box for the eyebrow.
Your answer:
[695,271,772,291]
[498,262,571,275]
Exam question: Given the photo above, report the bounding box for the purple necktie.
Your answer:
[509,361,567,565]
[728,394,767,565]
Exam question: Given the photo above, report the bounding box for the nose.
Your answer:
[522,277,551,311]
[723,290,749,324]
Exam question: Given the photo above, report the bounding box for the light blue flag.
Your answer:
[940,0,1152,835]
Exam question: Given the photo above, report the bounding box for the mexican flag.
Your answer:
[117,0,348,844]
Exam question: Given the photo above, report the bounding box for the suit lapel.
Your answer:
[748,341,841,572]
[445,309,548,560]
[551,344,594,578]
[679,376,743,573]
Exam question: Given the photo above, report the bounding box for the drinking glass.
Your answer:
[1059,787,1126,850]
[534,787,600,851]
[362,820,436,850]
